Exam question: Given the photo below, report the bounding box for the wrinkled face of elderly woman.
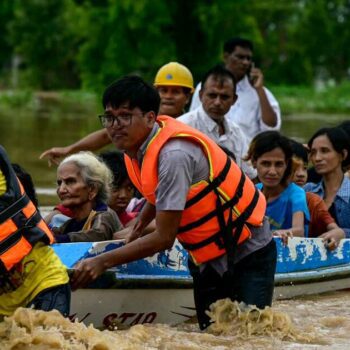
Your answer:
[57,162,97,209]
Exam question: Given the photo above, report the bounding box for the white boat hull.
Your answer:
[53,237,350,327]
[70,288,194,327]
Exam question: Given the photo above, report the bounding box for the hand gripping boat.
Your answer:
[53,237,350,328]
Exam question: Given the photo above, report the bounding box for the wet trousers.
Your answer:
[188,239,277,330]
[27,283,71,317]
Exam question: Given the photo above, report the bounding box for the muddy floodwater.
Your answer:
[1,291,350,349]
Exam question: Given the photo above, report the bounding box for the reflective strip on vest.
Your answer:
[0,147,55,271]
[124,115,266,264]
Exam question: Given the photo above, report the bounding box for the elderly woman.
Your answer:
[51,151,123,243]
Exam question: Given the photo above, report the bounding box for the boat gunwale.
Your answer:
[67,263,350,289]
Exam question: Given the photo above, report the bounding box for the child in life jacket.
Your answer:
[290,140,345,249]
[245,131,310,237]
[0,147,70,318]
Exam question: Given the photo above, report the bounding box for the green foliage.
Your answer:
[1,82,349,116]
[0,0,15,86]
[0,0,349,90]
[272,81,350,114]
[299,0,350,82]
[0,90,33,109]
[8,0,81,89]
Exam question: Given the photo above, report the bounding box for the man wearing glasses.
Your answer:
[190,37,281,142]
[71,75,276,330]
[40,62,194,166]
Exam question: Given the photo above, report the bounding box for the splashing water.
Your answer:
[2,292,350,349]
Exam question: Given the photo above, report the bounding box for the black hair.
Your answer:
[245,131,293,184]
[12,163,39,207]
[99,150,131,188]
[201,64,237,93]
[223,37,253,54]
[289,139,308,164]
[102,75,160,114]
[308,127,350,168]
[338,120,350,138]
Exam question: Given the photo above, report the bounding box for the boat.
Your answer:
[53,237,350,328]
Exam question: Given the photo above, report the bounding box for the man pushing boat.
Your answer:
[71,75,277,330]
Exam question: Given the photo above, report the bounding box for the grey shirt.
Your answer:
[137,123,272,270]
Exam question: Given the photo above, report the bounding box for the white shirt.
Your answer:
[189,75,281,142]
[178,105,257,179]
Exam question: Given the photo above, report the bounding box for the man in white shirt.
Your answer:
[190,38,281,142]
[179,65,257,179]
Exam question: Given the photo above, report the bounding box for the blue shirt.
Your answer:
[257,182,310,236]
[304,176,350,238]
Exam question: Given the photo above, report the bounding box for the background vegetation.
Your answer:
[0,0,349,113]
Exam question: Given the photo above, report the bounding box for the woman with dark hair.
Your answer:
[304,127,350,238]
[290,140,345,249]
[246,131,309,237]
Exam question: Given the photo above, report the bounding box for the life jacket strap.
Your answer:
[0,194,30,225]
[0,229,23,255]
[0,211,43,255]
[184,156,231,209]
[180,189,260,252]
[178,169,246,234]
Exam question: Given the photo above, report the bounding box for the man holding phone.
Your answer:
[190,38,281,142]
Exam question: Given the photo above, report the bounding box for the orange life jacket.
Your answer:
[0,146,55,272]
[124,116,266,265]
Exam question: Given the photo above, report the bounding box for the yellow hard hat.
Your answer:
[154,62,194,93]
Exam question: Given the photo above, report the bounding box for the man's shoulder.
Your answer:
[178,107,203,125]
[225,117,245,134]
[177,111,195,123]
[160,138,201,155]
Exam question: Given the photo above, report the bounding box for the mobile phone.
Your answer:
[248,62,256,85]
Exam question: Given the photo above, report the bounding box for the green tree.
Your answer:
[77,0,175,91]
[9,0,81,89]
[298,0,350,82]
[0,1,15,88]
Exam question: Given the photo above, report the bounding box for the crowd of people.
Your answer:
[1,37,349,330]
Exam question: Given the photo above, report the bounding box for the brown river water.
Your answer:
[0,101,349,349]
[1,291,350,349]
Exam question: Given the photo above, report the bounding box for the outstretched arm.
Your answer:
[40,129,110,166]
[70,210,182,289]
[114,201,156,242]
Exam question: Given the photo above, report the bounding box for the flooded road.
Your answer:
[1,291,350,349]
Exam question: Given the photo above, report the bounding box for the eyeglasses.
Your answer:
[99,112,144,128]
[232,53,253,62]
